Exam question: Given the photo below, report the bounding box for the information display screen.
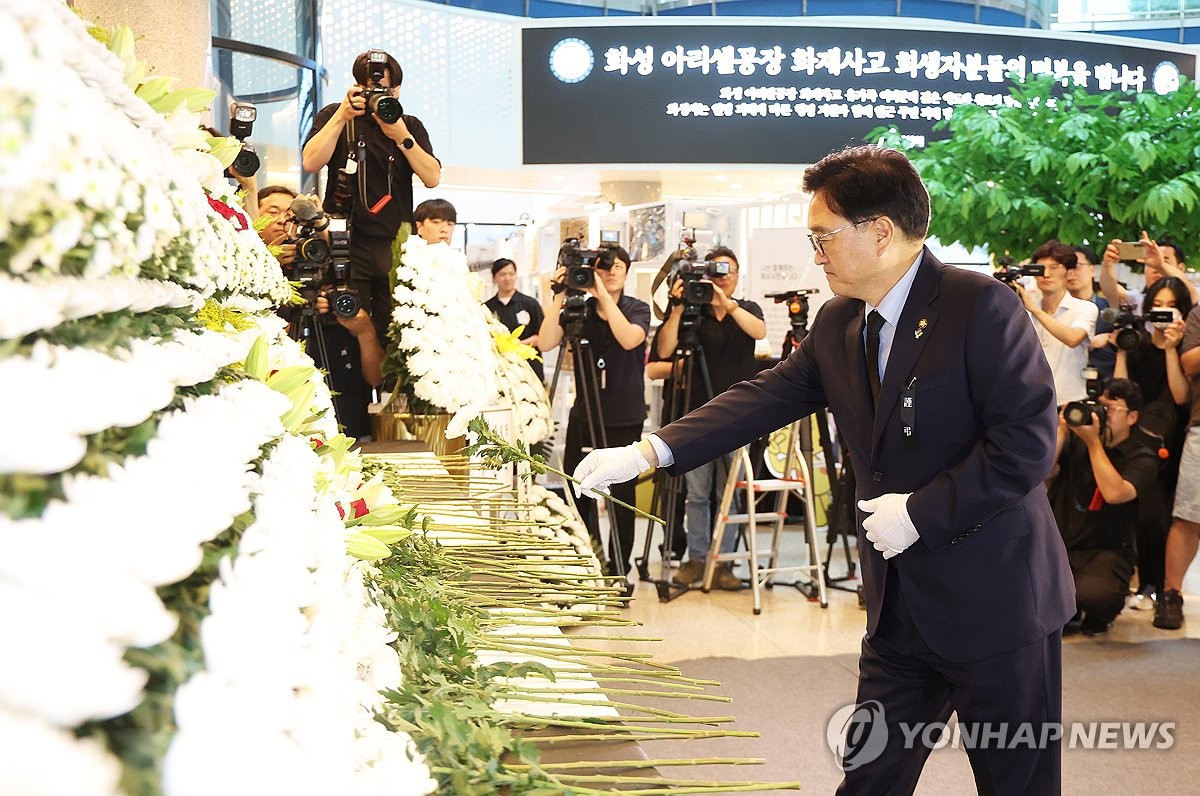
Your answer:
[523,24,1195,165]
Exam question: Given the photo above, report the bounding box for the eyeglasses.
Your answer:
[807,218,877,257]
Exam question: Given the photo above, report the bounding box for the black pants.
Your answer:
[563,417,643,576]
[348,233,395,349]
[839,567,1063,796]
[1069,548,1134,625]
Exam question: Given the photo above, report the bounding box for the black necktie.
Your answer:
[865,310,884,409]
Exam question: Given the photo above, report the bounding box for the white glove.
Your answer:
[858,492,918,560]
[573,444,651,499]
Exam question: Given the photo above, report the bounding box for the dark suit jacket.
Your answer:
[658,249,1075,662]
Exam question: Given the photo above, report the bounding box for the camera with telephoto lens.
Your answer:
[1100,304,1178,351]
[993,255,1045,289]
[225,101,260,178]
[362,49,403,124]
[674,259,730,306]
[1063,368,1106,428]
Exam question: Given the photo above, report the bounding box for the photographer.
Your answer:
[1014,239,1098,403]
[1112,277,1194,607]
[538,244,650,577]
[258,185,383,439]
[655,246,766,590]
[1099,233,1199,311]
[1070,244,1116,381]
[302,50,440,347]
[1049,379,1159,635]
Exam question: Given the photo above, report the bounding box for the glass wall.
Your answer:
[210,0,323,192]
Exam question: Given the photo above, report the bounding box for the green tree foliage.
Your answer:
[869,74,1200,262]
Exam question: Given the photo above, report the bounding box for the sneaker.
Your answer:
[714,562,743,591]
[671,558,706,587]
[1127,584,1157,611]
[1153,589,1184,630]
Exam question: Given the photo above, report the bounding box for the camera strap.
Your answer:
[351,120,394,215]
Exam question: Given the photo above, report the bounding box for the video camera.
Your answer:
[362,49,402,124]
[225,101,260,178]
[1100,304,1179,351]
[556,238,615,292]
[1063,368,1106,428]
[993,256,1044,289]
[674,259,729,306]
[283,197,359,322]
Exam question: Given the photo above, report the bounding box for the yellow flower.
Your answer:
[491,324,541,362]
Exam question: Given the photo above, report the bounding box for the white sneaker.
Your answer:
[1127,585,1157,611]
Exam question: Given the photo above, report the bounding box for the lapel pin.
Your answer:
[914,318,928,339]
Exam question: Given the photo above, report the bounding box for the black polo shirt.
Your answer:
[659,299,764,414]
[568,293,650,427]
[304,107,436,238]
[485,291,545,381]
[1049,430,1159,559]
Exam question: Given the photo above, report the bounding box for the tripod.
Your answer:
[549,295,634,598]
[635,304,722,603]
[287,300,337,398]
[776,294,858,595]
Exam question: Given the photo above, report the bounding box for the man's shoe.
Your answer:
[1154,589,1184,630]
[1127,584,1157,611]
[671,558,706,586]
[1080,616,1111,636]
[714,563,743,591]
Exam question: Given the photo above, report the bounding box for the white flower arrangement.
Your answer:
[386,236,498,435]
[485,314,554,446]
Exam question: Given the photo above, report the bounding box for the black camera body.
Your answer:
[284,203,358,323]
[1102,304,1175,351]
[675,260,729,306]
[225,101,260,178]
[767,288,820,339]
[363,49,403,124]
[556,239,613,292]
[1063,368,1106,428]
[994,256,1045,288]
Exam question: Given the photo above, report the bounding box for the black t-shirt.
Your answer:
[1126,343,1188,452]
[1049,431,1159,558]
[658,299,764,415]
[304,106,437,239]
[567,293,651,427]
[485,291,545,380]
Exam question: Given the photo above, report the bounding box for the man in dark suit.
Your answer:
[574,145,1075,794]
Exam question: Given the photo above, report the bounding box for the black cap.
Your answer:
[353,51,403,87]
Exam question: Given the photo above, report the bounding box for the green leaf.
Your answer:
[346,532,391,560]
[243,335,268,381]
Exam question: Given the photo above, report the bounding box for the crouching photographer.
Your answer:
[539,241,650,579]
[1049,378,1161,635]
[656,246,765,590]
[258,186,383,439]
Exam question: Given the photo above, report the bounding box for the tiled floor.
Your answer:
[573,517,1200,663]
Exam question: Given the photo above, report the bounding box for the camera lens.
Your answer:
[685,281,714,305]
[566,265,595,289]
[1114,327,1145,352]
[297,238,331,264]
[232,147,259,177]
[1063,402,1090,427]
[332,290,360,318]
[370,94,402,124]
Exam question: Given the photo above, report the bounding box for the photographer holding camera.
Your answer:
[258,185,383,439]
[538,243,650,578]
[655,246,765,590]
[1049,379,1159,635]
[1099,233,1199,311]
[1013,240,1098,403]
[302,50,440,347]
[1109,277,1194,608]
